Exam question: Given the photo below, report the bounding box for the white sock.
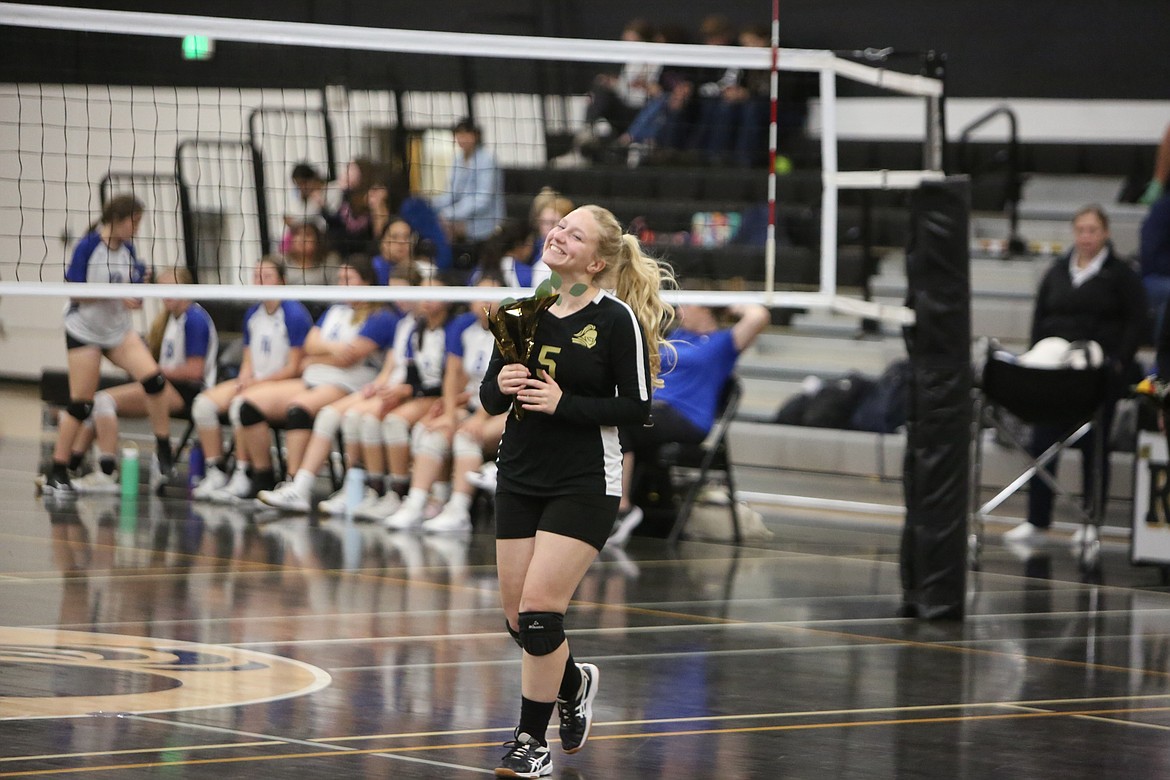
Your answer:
[446,492,472,515]
[292,469,315,497]
[404,487,428,510]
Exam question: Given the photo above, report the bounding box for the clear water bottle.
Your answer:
[120,444,139,500]
[344,467,366,516]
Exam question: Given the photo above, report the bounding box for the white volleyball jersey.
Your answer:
[243,300,313,380]
[62,231,147,348]
[301,304,399,393]
[160,304,219,387]
[449,311,495,409]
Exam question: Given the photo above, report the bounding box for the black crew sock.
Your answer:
[99,455,117,476]
[557,654,582,702]
[155,437,173,468]
[51,461,70,480]
[68,451,85,471]
[366,474,386,495]
[252,468,276,492]
[518,697,556,746]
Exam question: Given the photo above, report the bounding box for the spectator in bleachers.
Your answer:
[470,219,533,287]
[369,171,453,271]
[1004,205,1148,545]
[70,266,219,493]
[190,257,313,502]
[283,222,336,286]
[432,118,504,266]
[692,23,772,167]
[528,187,575,271]
[283,163,334,249]
[372,216,416,285]
[609,298,769,545]
[615,25,697,163]
[236,257,400,502]
[324,158,376,256]
[575,19,660,154]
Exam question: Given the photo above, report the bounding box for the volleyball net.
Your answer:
[0,2,945,314]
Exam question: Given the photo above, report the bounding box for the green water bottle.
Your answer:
[120,444,139,500]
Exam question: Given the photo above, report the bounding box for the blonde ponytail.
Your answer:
[585,206,675,387]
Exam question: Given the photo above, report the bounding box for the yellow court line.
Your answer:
[4,704,1170,777]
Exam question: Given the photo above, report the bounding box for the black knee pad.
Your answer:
[518,611,565,657]
[285,405,314,431]
[141,372,167,395]
[237,400,266,427]
[65,399,93,422]
[506,620,522,649]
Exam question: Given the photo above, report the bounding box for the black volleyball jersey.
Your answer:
[481,290,652,497]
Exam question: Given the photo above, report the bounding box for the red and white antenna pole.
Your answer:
[765,0,780,304]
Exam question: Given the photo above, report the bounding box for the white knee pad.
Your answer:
[382,414,410,447]
[92,390,117,419]
[416,428,450,460]
[312,405,342,438]
[191,394,220,428]
[360,413,383,446]
[452,430,481,460]
[227,396,245,428]
[341,410,363,443]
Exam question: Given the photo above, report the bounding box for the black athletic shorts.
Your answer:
[172,380,202,409]
[495,491,619,552]
[65,332,105,351]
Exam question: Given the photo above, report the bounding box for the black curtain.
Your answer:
[900,177,972,620]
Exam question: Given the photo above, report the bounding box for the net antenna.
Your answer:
[0,2,944,319]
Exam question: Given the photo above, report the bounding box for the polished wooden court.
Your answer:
[4,432,1170,778]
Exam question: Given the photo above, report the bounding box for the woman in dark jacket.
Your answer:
[1005,204,1147,545]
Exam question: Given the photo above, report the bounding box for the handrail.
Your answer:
[958,104,1025,254]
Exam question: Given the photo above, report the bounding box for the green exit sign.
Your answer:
[181,35,214,61]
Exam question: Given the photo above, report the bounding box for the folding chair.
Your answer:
[969,352,1109,563]
[662,376,744,545]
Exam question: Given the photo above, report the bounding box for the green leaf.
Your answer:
[568,283,588,296]
[500,296,516,307]
[534,279,554,299]
[549,270,562,290]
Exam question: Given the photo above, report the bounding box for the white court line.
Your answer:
[10,694,1170,766]
[126,714,495,776]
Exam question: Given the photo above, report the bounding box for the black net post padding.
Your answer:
[900,176,972,621]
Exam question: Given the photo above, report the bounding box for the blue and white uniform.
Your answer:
[403,315,453,397]
[160,303,220,388]
[242,300,314,381]
[447,311,496,410]
[302,304,400,392]
[63,231,147,348]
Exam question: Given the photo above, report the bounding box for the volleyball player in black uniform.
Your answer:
[481,205,673,777]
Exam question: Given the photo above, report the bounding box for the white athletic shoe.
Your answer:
[1003,521,1046,543]
[355,491,402,522]
[257,482,311,513]
[72,469,120,494]
[212,467,253,502]
[383,501,426,530]
[466,462,497,493]
[1071,524,1099,545]
[192,468,229,500]
[316,486,348,515]
[421,505,472,534]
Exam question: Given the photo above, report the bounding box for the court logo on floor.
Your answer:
[0,626,330,720]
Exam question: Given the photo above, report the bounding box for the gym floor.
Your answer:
[3,382,1170,778]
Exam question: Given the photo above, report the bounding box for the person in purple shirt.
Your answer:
[610,300,770,545]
